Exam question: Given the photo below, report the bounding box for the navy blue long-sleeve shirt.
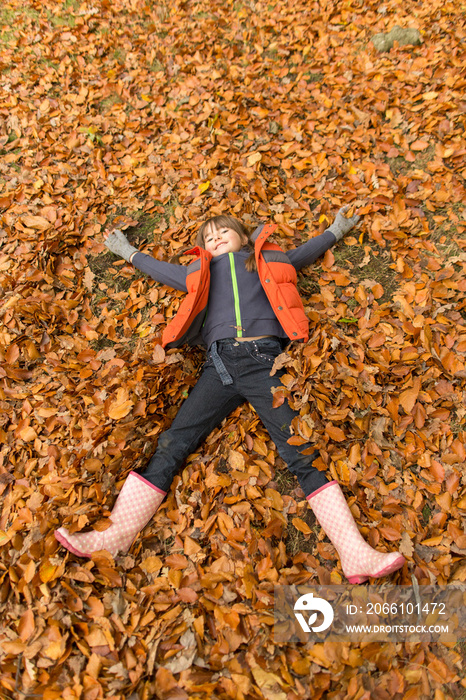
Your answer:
[132,229,336,348]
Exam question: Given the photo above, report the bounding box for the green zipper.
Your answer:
[229,253,242,337]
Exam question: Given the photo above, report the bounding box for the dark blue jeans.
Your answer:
[140,337,328,497]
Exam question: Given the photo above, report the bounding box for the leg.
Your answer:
[308,482,405,583]
[55,363,243,558]
[55,472,166,558]
[236,340,405,582]
[140,363,244,491]
[236,339,327,495]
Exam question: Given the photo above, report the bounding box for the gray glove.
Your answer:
[104,229,139,262]
[327,206,360,241]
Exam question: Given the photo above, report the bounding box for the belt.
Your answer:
[210,340,233,386]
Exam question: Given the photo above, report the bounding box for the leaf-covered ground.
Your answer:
[0,0,465,698]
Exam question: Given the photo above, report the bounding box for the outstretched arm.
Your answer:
[287,206,360,270]
[104,230,188,292]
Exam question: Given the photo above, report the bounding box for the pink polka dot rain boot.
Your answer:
[308,481,405,584]
[55,472,166,558]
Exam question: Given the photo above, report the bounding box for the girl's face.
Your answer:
[203,223,247,257]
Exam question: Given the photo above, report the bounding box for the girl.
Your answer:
[55,209,405,584]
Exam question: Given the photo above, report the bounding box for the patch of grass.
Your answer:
[0,30,15,45]
[0,7,38,43]
[161,198,181,226]
[298,275,321,298]
[387,143,436,178]
[305,72,324,83]
[388,155,410,177]
[88,252,134,291]
[274,466,299,496]
[87,209,168,311]
[147,2,170,23]
[98,93,124,113]
[90,336,116,352]
[286,509,318,557]
[0,17,15,44]
[425,203,465,253]
[0,9,17,24]
[422,503,432,524]
[264,48,278,60]
[333,243,399,304]
[272,468,319,556]
[149,58,164,72]
[47,11,76,27]
[0,133,19,156]
[449,408,465,438]
[411,143,436,170]
[86,205,181,346]
[63,0,80,10]
[113,48,126,65]
[120,211,167,246]
[0,7,40,26]
[298,240,399,306]
[344,297,358,311]
[385,140,464,258]
[38,57,60,71]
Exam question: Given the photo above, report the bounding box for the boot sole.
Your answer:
[346,554,405,584]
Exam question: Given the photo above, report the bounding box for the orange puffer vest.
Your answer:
[162,223,309,349]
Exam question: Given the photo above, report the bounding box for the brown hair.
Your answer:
[196,215,257,272]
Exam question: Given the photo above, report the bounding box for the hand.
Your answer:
[328,206,361,241]
[104,229,139,262]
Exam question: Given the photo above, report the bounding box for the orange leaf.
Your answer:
[165,553,188,570]
[18,425,38,442]
[152,344,166,363]
[367,332,386,348]
[20,215,51,230]
[229,450,245,471]
[92,518,113,532]
[429,460,445,482]
[5,344,19,364]
[335,460,350,483]
[287,435,308,445]
[140,556,163,573]
[323,249,335,268]
[378,527,402,541]
[217,512,235,537]
[421,536,444,546]
[325,424,346,442]
[18,609,35,642]
[39,560,58,583]
[399,382,420,414]
[292,517,312,535]
[108,388,134,420]
[348,443,361,466]
[177,587,198,603]
[184,536,202,556]
[410,140,430,151]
